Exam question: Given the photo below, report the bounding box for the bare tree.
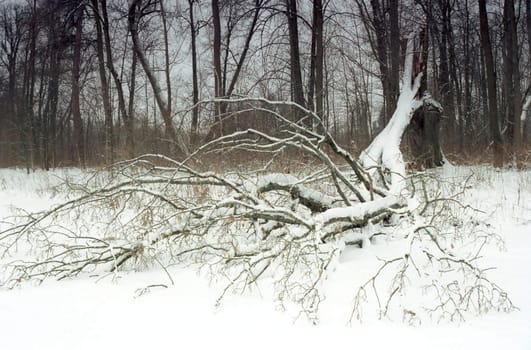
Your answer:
[188,0,200,146]
[503,0,522,160]
[479,0,503,167]
[524,0,531,140]
[211,0,223,134]
[98,0,135,157]
[355,0,400,124]
[208,0,263,138]
[92,0,113,164]
[309,0,324,123]
[128,0,187,155]
[285,0,306,112]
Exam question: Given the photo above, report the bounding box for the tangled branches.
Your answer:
[0,102,515,323]
[0,35,515,322]
[0,103,399,320]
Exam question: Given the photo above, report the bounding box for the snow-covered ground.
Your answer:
[0,165,530,350]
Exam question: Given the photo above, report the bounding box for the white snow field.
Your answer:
[0,165,530,350]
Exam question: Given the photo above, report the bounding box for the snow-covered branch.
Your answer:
[0,34,514,323]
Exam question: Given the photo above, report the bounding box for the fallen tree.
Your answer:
[0,34,514,322]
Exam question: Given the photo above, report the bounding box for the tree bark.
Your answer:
[479,0,503,167]
[71,4,84,167]
[525,0,531,141]
[503,0,522,159]
[388,0,400,122]
[189,0,199,146]
[211,0,223,136]
[313,0,324,124]
[101,0,134,157]
[285,0,306,117]
[128,0,184,155]
[92,0,113,164]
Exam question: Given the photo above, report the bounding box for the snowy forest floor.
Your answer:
[0,164,530,350]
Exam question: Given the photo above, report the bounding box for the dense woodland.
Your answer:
[0,0,529,168]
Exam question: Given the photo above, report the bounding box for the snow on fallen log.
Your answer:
[315,195,405,228]
[257,173,335,212]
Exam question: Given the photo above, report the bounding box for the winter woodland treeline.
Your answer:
[0,0,529,168]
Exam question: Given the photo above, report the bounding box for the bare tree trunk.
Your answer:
[100,0,134,157]
[463,0,473,149]
[285,0,306,117]
[479,0,503,167]
[407,28,444,168]
[355,0,399,125]
[207,0,262,139]
[188,0,199,146]
[525,0,531,141]
[128,0,185,155]
[225,0,261,97]
[388,0,400,121]
[25,0,38,169]
[436,0,455,149]
[71,4,85,167]
[160,0,172,125]
[92,0,113,164]
[211,0,223,136]
[361,33,430,193]
[313,0,324,125]
[528,0,531,62]
[503,0,522,160]
[128,47,137,151]
[370,0,391,123]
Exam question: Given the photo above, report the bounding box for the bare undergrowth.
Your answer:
[0,38,517,323]
[0,112,515,324]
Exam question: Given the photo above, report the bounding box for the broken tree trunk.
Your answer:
[360,34,429,194]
